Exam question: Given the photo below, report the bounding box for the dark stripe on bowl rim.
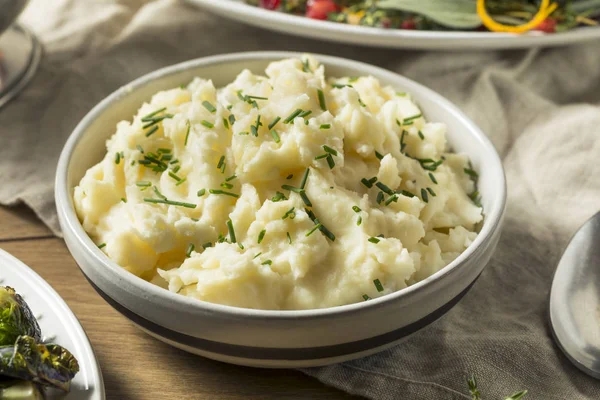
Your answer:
[83,272,479,361]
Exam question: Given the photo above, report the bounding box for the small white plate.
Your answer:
[187,0,600,50]
[0,248,105,399]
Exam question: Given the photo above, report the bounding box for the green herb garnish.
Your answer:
[284,109,303,124]
[209,189,239,198]
[403,114,422,124]
[373,278,384,291]
[258,229,266,244]
[306,223,322,237]
[201,120,214,129]
[369,237,380,244]
[376,182,394,195]
[145,125,159,137]
[323,145,338,156]
[464,168,479,179]
[282,207,296,220]
[98,243,106,249]
[421,188,429,203]
[270,129,280,143]
[227,219,237,243]
[268,116,281,130]
[271,191,287,202]
[319,124,331,130]
[143,198,196,208]
[429,173,438,184]
[186,243,195,258]
[326,154,335,169]
[418,130,425,140]
[197,189,206,197]
[287,232,292,244]
[202,100,216,113]
[427,187,436,197]
[317,89,327,111]
[262,260,272,266]
[300,168,310,189]
[352,206,361,213]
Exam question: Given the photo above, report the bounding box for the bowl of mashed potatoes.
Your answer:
[56,52,506,367]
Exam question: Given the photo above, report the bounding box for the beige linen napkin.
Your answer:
[3,0,600,398]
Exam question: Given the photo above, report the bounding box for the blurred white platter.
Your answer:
[0,248,105,399]
[186,0,600,50]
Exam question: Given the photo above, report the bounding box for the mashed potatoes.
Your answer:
[74,56,482,310]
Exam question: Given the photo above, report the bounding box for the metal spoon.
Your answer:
[549,211,600,379]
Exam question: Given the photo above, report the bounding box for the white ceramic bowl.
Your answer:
[56,52,506,368]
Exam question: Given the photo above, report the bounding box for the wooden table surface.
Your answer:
[0,205,358,400]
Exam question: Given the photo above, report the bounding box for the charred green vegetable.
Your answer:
[0,335,79,392]
[0,287,41,346]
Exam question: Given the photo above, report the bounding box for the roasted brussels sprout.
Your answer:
[0,336,79,392]
[0,288,41,346]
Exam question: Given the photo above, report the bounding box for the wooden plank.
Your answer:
[0,205,53,241]
[0,238,357,400]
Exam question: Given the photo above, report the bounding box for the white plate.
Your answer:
[0,248,105,399]
[187,0,600,50]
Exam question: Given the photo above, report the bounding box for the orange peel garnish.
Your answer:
[477,0,559,33]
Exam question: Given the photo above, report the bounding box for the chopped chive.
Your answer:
[186,243,195,258]
[396,92,407,97]
[361,178,374,188]
[352,206,361,213]
[299,191,312,207]
[202,100,216,113]
[421,188,429,203]
[373,279,384,292]
[115,152,121,164]
[236,90,246,101]
[145,125,159,137]
[301,58,311,72]
[170,159,179,165]
[217,155,225,170]
[191,218,199,222]
[399,190,416,198]
[315,154,329,160]
[175,178,187,186]
[376,192,384,204]
[158,148,171,154]
[203,242,213,249]
[227,219,237,243]
[400,130,407,152]
[246,95,268,101]
[262,260,272,265]
[323,145,338,156]
[320,124,331,130]
[136,144,144,154]
[98,243,106,249]
[369,237,381,244]
[287,232,292,244]
[161,154,173,162]
[258,229,266,244]
[362,294,370,301]
[173,165,181,173]
[375,151,384,160]
[331,83,351,89]
[143,198,196,208]
[286,174,293,180]
[429,173,438,184]
[223,117,230,129]
[121,198,127,203]
[281,184,304,193]
[317,89,327,111]
[153,186,167,200]
[221,182,234,189]
[358,97,366,107]
[209,189,239,198]
[168,171,183,182]
[268,116,281,130]
[300,168,310,189]
[239,131,249,135]
[416,158,443,171]
[197,189,206,197]
[220,162,225,173]
[225,175,237,182]
[418,130,425,140]
[385,194,399,206]
[319,224,336,241]
[141,107,166,120]
[130,160,136,166]
[326,154,335,169]
[427,187,437,197]
[201,120,214,129]
[271,191,287,202]
[283,109,303,124]
[142,115,173,129]
[464,168,479,179]
[403,114,422,124]
[228,114,236,126]
[270,129,280,143]
[253,252,262,259]
[282,207,296,220]
[376,182,394,195]
[357,216,362,226]
[298,110,312,118]
[306,223,322,237]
